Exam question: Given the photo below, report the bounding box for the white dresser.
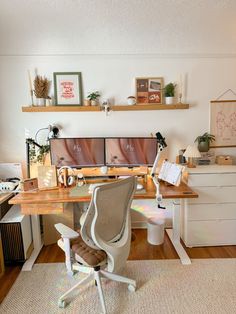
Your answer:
[181,165,236,247]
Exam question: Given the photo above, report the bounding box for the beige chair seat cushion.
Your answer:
[71,237,107,267]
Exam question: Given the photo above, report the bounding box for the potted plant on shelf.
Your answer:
[34,75,50,106]
[87,91,100,106]
[194,132,215,152]
[164,82,176,105]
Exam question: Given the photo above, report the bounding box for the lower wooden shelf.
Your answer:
[22,103,189,112]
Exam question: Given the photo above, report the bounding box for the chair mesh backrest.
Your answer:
[81,176,136,247]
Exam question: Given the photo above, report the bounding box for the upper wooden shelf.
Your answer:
[21,103,189,112]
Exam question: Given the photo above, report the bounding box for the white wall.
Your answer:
[1,1,236,172]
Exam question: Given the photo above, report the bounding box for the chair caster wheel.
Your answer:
[58,299,67,308]
[128,284,136,292]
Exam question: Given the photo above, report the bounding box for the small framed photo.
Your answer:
[135,77,163,104]
[53,72,82,105]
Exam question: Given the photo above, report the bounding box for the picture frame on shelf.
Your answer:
[53,72,82,106]
[210,100,236,147]
[135,77,164,104]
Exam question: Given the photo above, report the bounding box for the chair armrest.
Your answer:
[54,223,79,239]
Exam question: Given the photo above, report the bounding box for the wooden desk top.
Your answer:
[9,178,198,205]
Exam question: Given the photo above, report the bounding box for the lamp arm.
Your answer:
[150,132,167,207]
[150,143,165,205]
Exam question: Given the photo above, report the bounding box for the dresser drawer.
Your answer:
[188,173,236,187]
[187,203,236,221]
[189,186,236,204]
[183,220,236,247]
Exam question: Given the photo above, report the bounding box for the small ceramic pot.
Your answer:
[84,99,91,106]
[91,100,97,106]
[165,97,174,105]
[127,96,136,105]
[36,98,45,106]
[198,141,209,152]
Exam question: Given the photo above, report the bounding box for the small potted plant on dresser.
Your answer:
[164,82,176,105]
[194,132,215,152]
[34,75,50,106]
[87,91,100,106]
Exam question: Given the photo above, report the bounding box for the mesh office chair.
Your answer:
[55,176,137,313]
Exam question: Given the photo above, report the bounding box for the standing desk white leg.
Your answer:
[22,214,43,271]
[166,199,191,265]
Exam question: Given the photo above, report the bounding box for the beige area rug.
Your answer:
[1,259,236,314]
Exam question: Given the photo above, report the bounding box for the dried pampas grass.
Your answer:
[34,75,50,98]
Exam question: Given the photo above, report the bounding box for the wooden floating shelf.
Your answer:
[22,103,189,112]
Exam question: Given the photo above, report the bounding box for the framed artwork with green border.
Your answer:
[53,72,82,105]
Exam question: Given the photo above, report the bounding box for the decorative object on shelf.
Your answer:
[194,132,215,152]
[136,77,163,104]
[87,91,100,106]
[210,97,236,147]
[127,96,136,105]
[101,99,111,116]
[83,99,91,106]
[164,82,176,105]
[33,75,50,106]
[53,72,82,106]
[216,155,233,165]
[183,145,201,168]
[178,74,184,104]
[197,150,215,165]
[45,97,52,107]
[27,70,34,106]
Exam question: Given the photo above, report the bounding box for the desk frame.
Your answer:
[22,215,43,271]
[166,199,190,265]
[9,179,197,270]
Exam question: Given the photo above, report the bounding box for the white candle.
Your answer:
[179,75,183,95]
[28,70,33,91]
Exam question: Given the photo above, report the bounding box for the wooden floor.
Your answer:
[1,229,236,303]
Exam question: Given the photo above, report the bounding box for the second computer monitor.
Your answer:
[105,137,157,167]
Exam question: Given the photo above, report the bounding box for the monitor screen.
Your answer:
[50,138,105,168]
[105,138,157,167]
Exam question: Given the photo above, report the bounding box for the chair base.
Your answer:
[58,268,136,314]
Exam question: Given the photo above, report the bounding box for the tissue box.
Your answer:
[216,155,233,165]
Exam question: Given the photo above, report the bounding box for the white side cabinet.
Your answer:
[181,165,236,247]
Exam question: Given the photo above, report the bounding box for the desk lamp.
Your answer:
[183,145,201,168]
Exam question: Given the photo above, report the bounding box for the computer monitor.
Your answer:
[50,138,105,168]
[105,137,157,167]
